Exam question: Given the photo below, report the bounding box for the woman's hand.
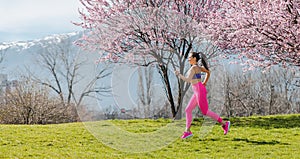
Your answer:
[174,70,180,76]
[202,82,206,86]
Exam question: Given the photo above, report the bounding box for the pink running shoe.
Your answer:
[181,131,193,139]
[222,121,231,135]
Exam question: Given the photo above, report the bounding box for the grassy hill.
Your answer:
[0,114,299,158]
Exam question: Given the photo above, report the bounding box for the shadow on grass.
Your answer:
[233,138,290,145]
[226,114,300,129]
[192,114,300,129]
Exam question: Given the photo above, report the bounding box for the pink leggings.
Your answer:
[185,82,223,129]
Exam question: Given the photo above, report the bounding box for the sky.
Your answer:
[0,0,83,42]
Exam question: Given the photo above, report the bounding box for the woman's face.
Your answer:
[188,54,196,65]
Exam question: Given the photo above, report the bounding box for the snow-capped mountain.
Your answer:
[0,32,80,52]
[0,32,85,79]
[0,32,120,114]
[0,32,164,114]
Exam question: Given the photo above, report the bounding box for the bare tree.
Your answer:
[217,64,299,117]
[0,77,77,124]
[269,68,299,114]
[31,39,111,121]
[136,66,172,119]
[137,66,153,118]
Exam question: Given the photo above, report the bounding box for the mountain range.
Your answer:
[0,32,167,116]
[0,32,83,78]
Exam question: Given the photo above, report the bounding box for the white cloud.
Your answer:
[0,0,84,41]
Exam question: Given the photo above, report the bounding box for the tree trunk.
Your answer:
[269,85,275,115]
[158,64,178,118]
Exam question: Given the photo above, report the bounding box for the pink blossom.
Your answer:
[75,0,219,66]
[206,0,300,68]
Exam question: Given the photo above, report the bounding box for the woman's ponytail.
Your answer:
[200,52,209,71]
[190,52,209,71]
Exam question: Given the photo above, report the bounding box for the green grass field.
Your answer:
[0,114,299,158]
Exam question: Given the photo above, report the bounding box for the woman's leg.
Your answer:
[196,84,223,124]
[195,83,231,135]
[185,94,198,131]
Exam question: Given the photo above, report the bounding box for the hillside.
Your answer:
[0,114,299,158]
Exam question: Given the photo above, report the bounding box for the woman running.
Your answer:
[175,52,230,139]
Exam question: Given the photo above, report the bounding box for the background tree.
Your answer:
[137,66,153,118]
[207,0,300,68]
[31,39,111,121]
[75,0,221,118]
[136,66,172,118]
[215,65,300,117]
[0,77,77,124]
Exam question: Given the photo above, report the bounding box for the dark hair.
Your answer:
[191,52,209,71]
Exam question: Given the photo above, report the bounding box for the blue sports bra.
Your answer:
[192,73,201,79]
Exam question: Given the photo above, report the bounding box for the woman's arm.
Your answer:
[176,67,195,83]
[201,66,210,86]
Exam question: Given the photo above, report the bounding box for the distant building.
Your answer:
[0,74,18,95]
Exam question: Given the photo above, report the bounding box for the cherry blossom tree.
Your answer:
[207,0,300,68]
[75,0,221,118]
